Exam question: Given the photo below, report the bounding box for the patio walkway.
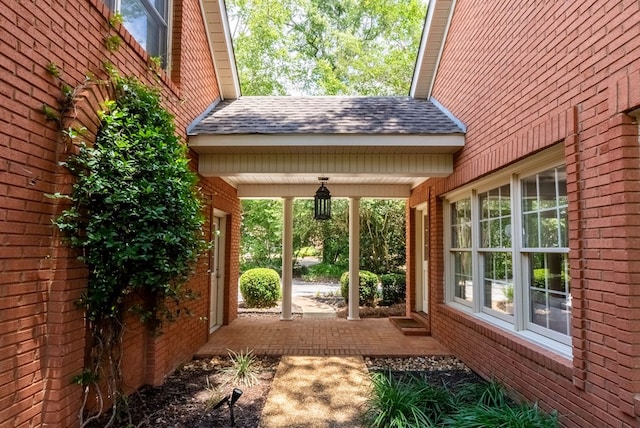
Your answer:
[195,317,450,357]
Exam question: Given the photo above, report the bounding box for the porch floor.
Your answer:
[195,316,450,357]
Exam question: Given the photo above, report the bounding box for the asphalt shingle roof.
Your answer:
[189,96,464,135]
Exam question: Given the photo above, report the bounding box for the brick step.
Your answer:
[389,316,429,336]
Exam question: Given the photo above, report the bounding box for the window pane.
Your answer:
[451,199,471,248]
[529,252,570,335]
[118,0,167,63]
[483,252,514,316]
[479,184,510,249]
[453,251,473,303]
[521,166,567,249]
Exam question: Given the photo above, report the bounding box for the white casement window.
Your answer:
[445,152,570,353]
[104,0,170,67]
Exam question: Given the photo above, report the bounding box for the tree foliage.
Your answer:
[241,198,406,275]
[241,199,283,270]
[228,0,427,96]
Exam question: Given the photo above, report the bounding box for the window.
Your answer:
[451,198,472,305]
[445,158,570,349]
[479,184,513,318]
[104,0,170,67]
[521,166,570,338]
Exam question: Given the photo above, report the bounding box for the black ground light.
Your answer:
[213,388,243,427]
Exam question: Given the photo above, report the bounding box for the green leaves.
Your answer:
[228,0,427,95]
[55,75,208,323]
[239,268,282,308]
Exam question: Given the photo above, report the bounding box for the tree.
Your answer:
[241,199,283,270]
[360,199,406,273]
[227,0,427,96]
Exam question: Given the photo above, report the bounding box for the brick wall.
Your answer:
[409,1,640,427]
[0,0,239,426]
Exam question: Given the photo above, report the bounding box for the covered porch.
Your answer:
[195,317,450,357]
[188,96,465,324]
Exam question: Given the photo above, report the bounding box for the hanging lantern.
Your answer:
[314,177,331,220]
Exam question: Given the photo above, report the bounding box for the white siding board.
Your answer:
[198,153,453,176]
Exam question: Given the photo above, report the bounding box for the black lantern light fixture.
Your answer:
[314,177,331,220]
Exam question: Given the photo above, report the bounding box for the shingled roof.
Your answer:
[188,96,464,135]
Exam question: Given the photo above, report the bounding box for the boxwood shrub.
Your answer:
[239,268,281,308]
[340,270,379,306]
[380,273,406,305]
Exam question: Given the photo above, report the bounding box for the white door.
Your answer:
[422,212,429,313]
[209,216,224,333]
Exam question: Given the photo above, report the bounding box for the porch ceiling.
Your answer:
[188,96,465,198]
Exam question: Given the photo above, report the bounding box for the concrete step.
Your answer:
[293,296,337,319]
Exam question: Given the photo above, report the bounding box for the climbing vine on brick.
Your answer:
[56,72,207,323]
[46,66,208,426]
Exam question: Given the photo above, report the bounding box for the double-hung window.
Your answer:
[104,0,170,67]
[445,154,570,351]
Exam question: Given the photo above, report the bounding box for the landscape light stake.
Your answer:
[213,388,243,427]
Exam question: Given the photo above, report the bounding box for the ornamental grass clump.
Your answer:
[221,349,259,387]
[239,268,281,308]
[363,371,453,428]
[362,374,558,428]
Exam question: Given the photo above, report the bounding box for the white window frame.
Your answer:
[104,0,172,69]
[444,146,571,357]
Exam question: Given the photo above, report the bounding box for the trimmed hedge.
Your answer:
[340,270,379,306]
[239,268,281,308]
[380,273,406,305]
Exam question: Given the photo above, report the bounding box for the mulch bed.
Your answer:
[85,305,481,427]
[85,353,483,427]
[85,355,279,428]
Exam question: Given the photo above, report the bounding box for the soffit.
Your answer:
[200,0,240,99]
[410,0,457,99]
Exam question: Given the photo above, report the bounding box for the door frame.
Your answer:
[414,202,429,313]
[209,209,227,333]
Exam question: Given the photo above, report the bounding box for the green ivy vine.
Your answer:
[46,66,208,426]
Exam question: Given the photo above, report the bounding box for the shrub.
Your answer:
[239,268,281,308]
[340,270,379,306]
[380,273,406,305]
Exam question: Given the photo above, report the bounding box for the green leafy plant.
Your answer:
[149,56,162,70]
[363,371,449,428]
[239,268,281,308]
[46,62,61,78]
[380,273,406,305]
[363,373,558,428]
[221,349,259,387]
[443,402,558,428]
[340,270,379,306]
[302,261,347,282]
[105,35,121,52]
[108,12,123,28]
[204,376,225,409]
[47,68,208,427]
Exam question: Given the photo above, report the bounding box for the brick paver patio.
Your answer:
[195,317,451,357]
